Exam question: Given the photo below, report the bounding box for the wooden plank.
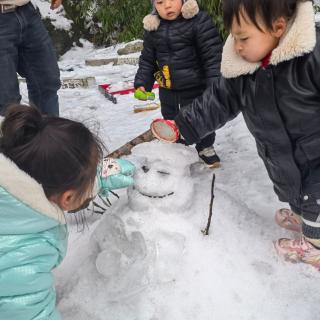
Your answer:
[133,102,160,113]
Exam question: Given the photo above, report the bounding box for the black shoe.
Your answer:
[198,146,220,168]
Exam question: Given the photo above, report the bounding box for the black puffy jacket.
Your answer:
[134,9,222,92]
[175,2,320,214]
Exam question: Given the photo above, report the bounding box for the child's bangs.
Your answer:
[223,0,266,31]
[223,0,303,32]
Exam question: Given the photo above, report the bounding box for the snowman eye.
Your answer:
[157,170,170,175]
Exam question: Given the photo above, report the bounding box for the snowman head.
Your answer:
[128,141,197,212]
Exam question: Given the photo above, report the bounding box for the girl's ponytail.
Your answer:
[0,105,43,153]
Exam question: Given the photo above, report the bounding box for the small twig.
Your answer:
[202,173,216,236]
[98,194,111,207]
[109,190,120,198]
[92,210,105,215]
[93,201,107,212]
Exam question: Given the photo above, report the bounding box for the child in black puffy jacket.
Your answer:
[134,0,223,167]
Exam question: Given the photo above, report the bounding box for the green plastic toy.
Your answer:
[134,88,155,101]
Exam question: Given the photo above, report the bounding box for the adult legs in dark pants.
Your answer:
[0,3,60,116]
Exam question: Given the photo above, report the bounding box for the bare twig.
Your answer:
[93,201,107,212]
[107,129,155,158]
[202,173,216,236]
[98,194,111,207]
[109,190,120,198]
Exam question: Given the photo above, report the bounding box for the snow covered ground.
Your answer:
[19,40,320,319]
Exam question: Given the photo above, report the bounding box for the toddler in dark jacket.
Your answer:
[134,0,223,167]
[151,0,320,270]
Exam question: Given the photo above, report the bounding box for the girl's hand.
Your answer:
[98,158,135,197]
[51,0,62,10]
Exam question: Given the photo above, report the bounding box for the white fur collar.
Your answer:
[221,1,316,78]
[0,153,66,223]
[143,0,199,31]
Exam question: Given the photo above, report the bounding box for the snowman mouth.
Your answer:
[139,191,174,199]
[134,187,174,199]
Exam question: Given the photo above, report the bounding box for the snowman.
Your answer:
[58,141,200,319]
[128,140,198,212]
[91,141,199,290]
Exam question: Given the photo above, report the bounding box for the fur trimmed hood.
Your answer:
[143,0,199,31]
[0,153,65,223]
[221,1,316,78]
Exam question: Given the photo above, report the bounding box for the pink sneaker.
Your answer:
[274,236,320,269]
[274,208,302,233]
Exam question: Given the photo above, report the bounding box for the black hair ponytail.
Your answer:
[0,105,43,152]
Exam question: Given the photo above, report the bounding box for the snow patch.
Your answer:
[33,0,73,31]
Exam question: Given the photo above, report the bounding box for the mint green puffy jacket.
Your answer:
[0,154,67,320]
[0,154,135,319]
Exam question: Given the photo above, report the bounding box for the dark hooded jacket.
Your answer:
[134,0,222,92]
[175,2,320,218]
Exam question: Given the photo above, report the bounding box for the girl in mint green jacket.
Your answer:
[0,105,135,320]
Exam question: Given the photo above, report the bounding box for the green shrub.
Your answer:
[63,0,226,46]
[197,0,227,39]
